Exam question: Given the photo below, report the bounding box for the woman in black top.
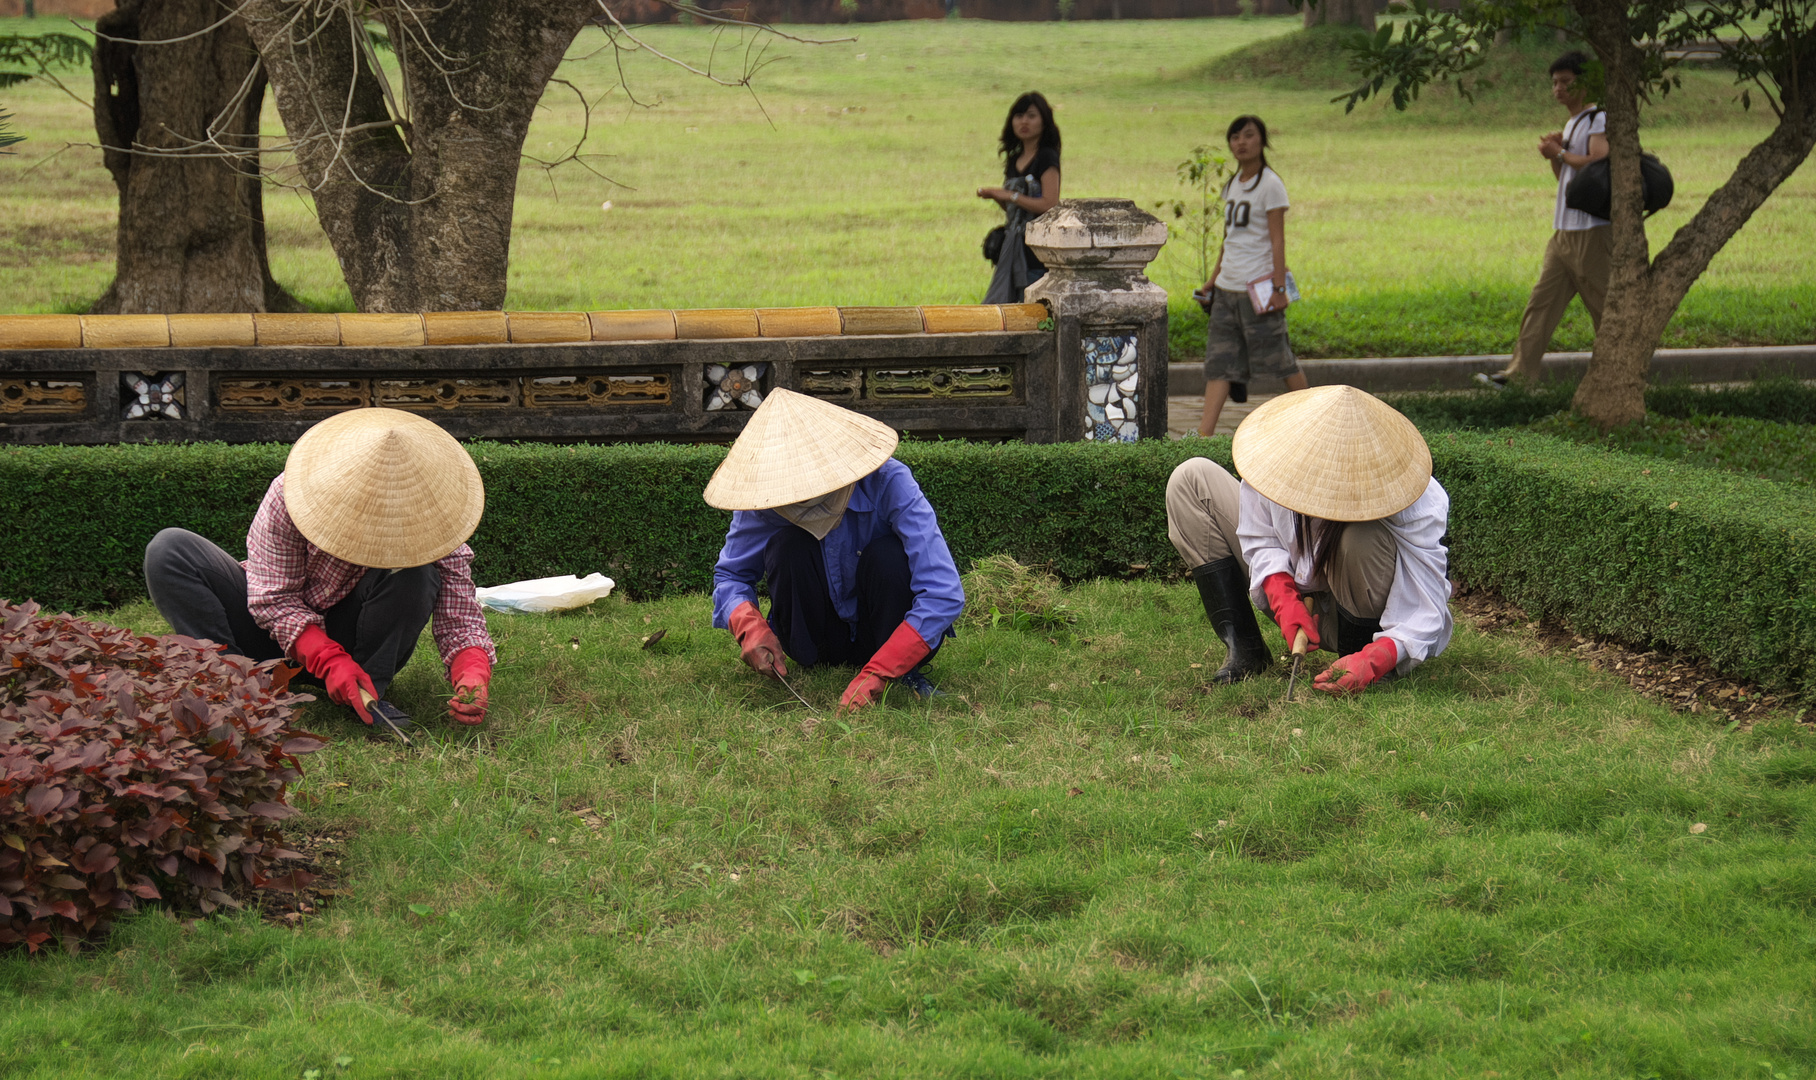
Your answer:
[977,91,1062,304]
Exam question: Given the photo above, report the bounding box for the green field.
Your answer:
[1,16,1813,355]
[2,579,1812,1078]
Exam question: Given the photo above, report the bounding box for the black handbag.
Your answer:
[1562,110,1674,220]
[983,224,1007,263]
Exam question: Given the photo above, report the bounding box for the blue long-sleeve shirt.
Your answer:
[711,459,965,649]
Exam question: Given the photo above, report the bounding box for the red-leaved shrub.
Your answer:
[0,599,326,952]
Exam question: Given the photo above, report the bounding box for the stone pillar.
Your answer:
[1024,198,1169,443]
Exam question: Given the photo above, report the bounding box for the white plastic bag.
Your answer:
[475,573,616,614]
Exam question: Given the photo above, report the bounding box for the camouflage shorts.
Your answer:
[1203,287,1299,383]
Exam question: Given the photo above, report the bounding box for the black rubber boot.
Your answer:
[1335,606,1385,657]
[1191,558,1273,683]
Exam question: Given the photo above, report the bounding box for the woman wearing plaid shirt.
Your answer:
[144,409,496,734]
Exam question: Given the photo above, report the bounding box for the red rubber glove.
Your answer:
[728,601,788,679]
[1261,572,1320,651]
[447,647,492,726]
[840,621,932,712]
[1314,637,1400,695]
[293,624,375,724]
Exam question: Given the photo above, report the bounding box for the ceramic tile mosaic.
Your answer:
[1083,334,1138,442]
[122,371,185,420]
[704,362,767,410]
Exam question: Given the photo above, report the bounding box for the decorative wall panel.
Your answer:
[0,377,86,416]
[1083,334,1139,442]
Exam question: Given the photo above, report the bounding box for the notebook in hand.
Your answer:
[1247,270,1301,315]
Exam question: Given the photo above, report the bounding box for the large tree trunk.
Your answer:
[1304,0,1376,31]
[239,0,595,312]
[91,0,296,314]
[1570,0,1816,429]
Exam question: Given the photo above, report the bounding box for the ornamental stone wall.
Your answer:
[0,200,1169,447]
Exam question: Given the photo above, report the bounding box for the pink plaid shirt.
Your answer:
[244,475,496,676]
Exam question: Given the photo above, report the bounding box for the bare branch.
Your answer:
[591,0,814,88]
[651,1,856,45]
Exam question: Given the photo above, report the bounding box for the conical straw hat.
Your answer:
[284,408,485,569]
[703,388,899,511]
[1231,386,1431,522]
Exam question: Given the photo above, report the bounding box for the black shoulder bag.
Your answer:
[983,224,1007,263]
[1563,109,1675,220]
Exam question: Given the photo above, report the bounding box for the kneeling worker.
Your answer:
[706,389,964,710]
[145,408,496,732]
[1166,385,1451,692]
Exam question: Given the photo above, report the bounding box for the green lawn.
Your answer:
[1,17,1813,355]
[2,578,1812,1078]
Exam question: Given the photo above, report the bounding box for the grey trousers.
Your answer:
[143,528,438,696]
[1165,458,1395,653]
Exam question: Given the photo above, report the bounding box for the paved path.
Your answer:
[1165,394,1276,439]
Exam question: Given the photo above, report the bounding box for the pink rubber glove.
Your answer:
[1261,572,1320,651]
[840,622,932,712]
[728,601,788,679]
[1314,637,1400,694]
[293,624,375,724]
[448,647,492,726]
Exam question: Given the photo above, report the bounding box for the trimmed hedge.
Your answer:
[1434,430,1816,694]
[3,434,1811,695]
[1384,374,1816,431]
[0,440,1226,611]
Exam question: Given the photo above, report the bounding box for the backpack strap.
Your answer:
[1565,107,1603,150]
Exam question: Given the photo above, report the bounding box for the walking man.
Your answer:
[1479,50,1610,389]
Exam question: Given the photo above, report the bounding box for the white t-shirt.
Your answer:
[1554,107,1608,231]
[1214,167,1290,292]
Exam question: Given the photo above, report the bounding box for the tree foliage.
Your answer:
[1336,0,1813,120]
[0,30,94,153]
[1316,0,1816,429]
[0,29,93,92]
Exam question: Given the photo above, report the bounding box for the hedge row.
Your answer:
[1384,374,1816,431]
[0,440,1224,611]
[3,434,1811,694]
[1435,431,1815,693]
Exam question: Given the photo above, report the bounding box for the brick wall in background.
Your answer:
[0,0,112,17]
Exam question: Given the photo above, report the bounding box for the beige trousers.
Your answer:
[1165,458,1396,651]
[1506,226,1610,384]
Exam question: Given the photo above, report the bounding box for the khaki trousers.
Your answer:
[1165,458,1396,652]
[1506,226,1610,384]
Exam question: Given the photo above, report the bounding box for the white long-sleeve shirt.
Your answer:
[1238,478,1454,672]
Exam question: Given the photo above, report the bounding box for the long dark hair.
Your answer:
[1292,513,1348,586]
[1225,114,1272,193]
[999,91,1062,160]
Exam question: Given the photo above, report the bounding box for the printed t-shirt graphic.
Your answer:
[1214,167,1290,293]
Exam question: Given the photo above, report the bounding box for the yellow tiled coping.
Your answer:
[0,304,1051,349]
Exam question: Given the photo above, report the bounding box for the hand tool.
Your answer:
[1285,628,1309,703]
[360,688,413,745]
[776,672,815,711]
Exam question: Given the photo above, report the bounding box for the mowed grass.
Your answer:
[2,578,1813,1077]
[1,16,1813,355]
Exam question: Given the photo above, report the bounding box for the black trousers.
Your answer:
[763,526,934,670]
[143,528,438,696]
